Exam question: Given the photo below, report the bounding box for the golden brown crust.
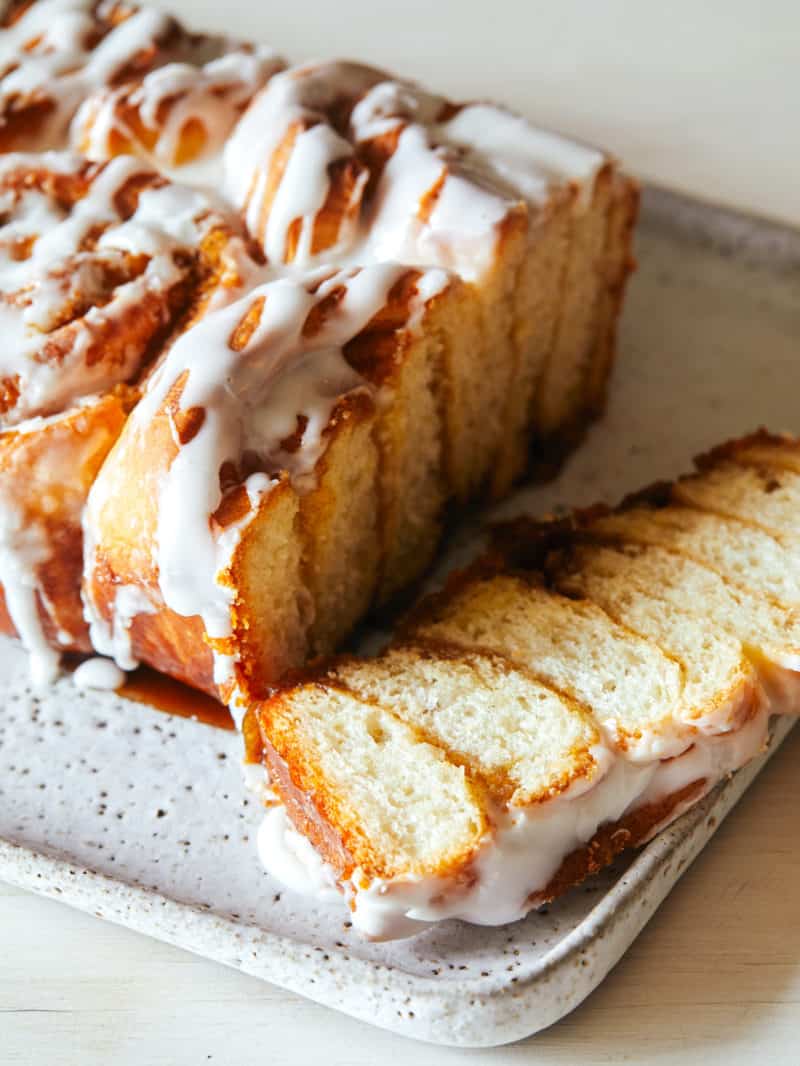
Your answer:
[258,680,381,879]
[261,735,355,879]
[693,428,800,475]
[0,390,134,649]
[128,607,215,695]
[258,677,489,883]
[241,705,264,764]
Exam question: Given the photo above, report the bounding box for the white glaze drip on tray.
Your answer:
[257,803,341,904]
[72,655,125,690]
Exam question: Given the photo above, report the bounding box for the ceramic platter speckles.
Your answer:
[2,188,799,1047]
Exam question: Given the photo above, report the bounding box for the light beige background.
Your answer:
[3,2,800,1063]
[169,0,800,227]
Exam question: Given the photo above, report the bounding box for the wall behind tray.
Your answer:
[155,0,800,229]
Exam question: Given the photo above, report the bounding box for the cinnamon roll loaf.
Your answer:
[0,2,639,700]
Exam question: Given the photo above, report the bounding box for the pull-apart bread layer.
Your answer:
[71,43,285,184]
[251,433,800,940]
[83,263,467,711]
[0,0,221,152]
[0,150,260,682]
[224,60,638,496]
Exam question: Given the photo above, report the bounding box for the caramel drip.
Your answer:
[118,664,234,730]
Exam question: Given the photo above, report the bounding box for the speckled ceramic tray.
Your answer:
[2,187,799,1047]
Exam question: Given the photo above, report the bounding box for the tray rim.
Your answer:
[3,183,800,1047]
[640,181,800,268]
[2,717,794,1047]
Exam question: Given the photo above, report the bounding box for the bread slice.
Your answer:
[329,644,607,807]
[249,433,798,939]
[531,169,613,439]
[675,455,800,541]
[341,270,452,604]
[257,681,489,883]
[592,506,800,607]
[582,172,640,417]
[224,60,637,497]
[550,541,764,735]
[410,572,695,760]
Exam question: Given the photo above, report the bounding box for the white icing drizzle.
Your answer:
[223,61,607,279]
[85,582,155,672]
[257,703,773,940]
[0,0,179,148]
[223,64,373,265]
[84,262,444,689]
[0,500,60,685]
[0,151,239,426]
[71,45,284,187]
[258,803,341,904]
[240,759,272,800]
[442,104,605,211]
[72,655,125,690]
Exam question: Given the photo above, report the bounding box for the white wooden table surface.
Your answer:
[4,2,800,1062]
